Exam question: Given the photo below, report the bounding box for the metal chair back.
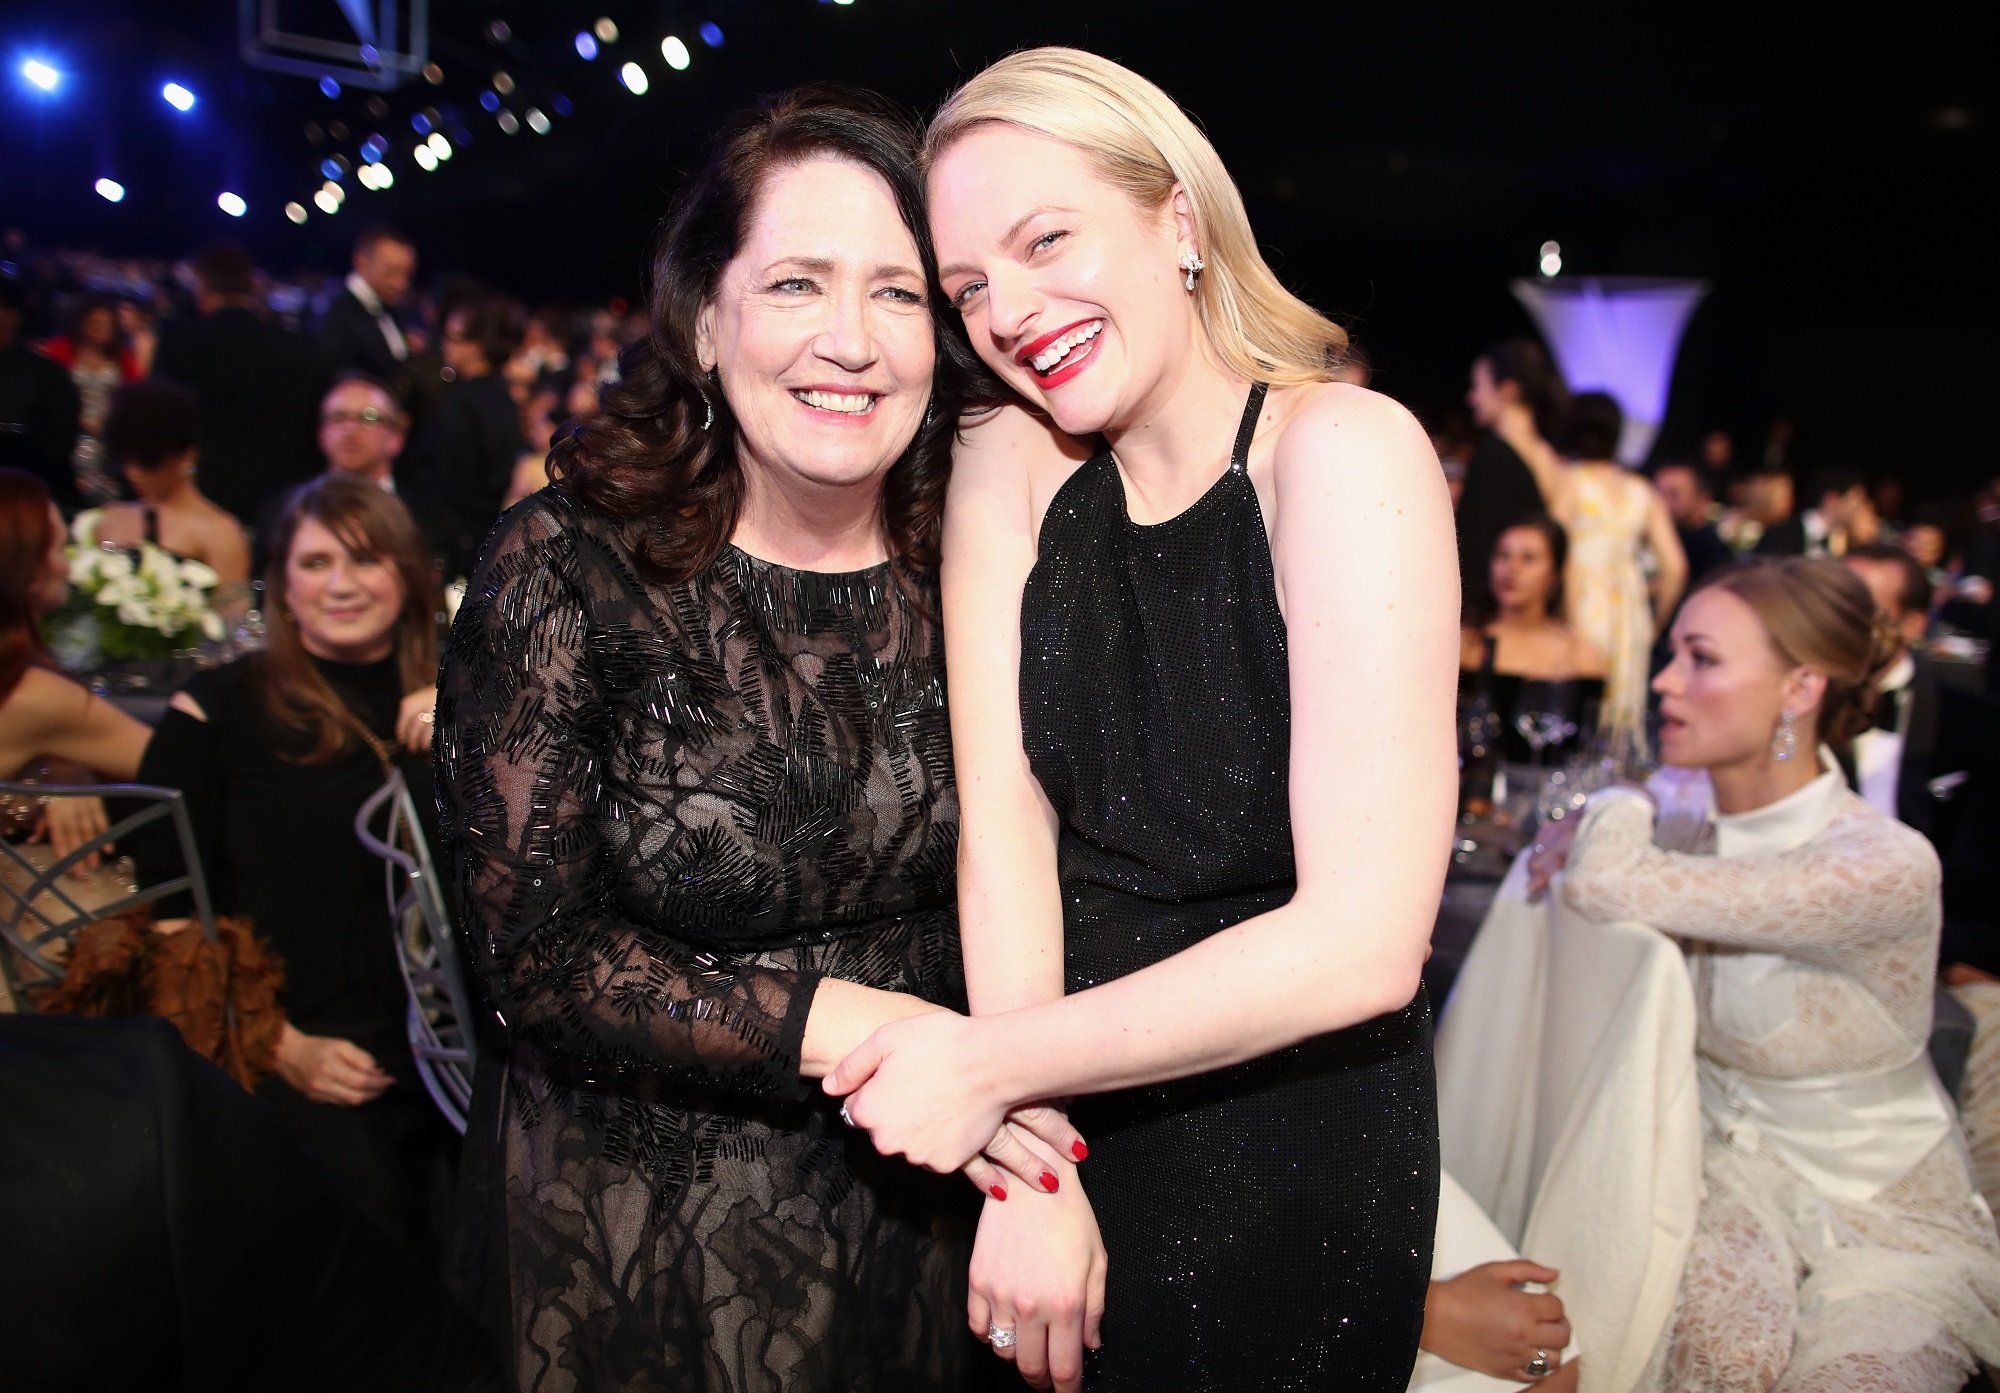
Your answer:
[353,770,473,1133]
[0,782,219,1001]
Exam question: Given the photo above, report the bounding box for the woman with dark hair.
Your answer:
[86,377,252,613]
[40,294,139,504]
[1457,339,1569,614]
[1551,391,1685,744]
[435,86,1067,1391]
[0,466,150,784]
[1531,558,2000,1390]
[1461,515,1606,762]
[412,294,526,578]
[133,474,451,1247]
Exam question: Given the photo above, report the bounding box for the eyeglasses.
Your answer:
[321,408,395,426]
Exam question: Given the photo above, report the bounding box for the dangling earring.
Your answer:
[698,387,714,432]
[1772,711,1797,762]
[1178,250,1205,293]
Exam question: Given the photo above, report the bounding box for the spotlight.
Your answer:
[359,136,386,163]
[322,179,345,204]
[525,107,550,134]
[94,178,125,203]
[285,201,307,224]
[411,113,431,134]
[319,75,340,99]
[492,71,514,96]
[426,131,452,160]
[479,90,500,113]
[661,36,691,71]
[700,22,725,47]
[496,109,520,135]
[217,192,247,217]
[618,62,648,95]
[369,162,393,189]
[20,58,60,92]
[162,82,195,111]
[314,189,340,214]
[594,18,619,42]
[414,143,438,171]
[575,32,599,61]
[1538,239,1562,278]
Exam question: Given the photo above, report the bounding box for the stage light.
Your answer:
[427,131,452,160]
[356,164,377,189]
[369,162,393,188]
[162,82,195,111]
[575,32,599,61]
[553,94,574,116]
[661,36,691,71]
[422,63,443,85]
[321,181,345,207]
[496,109,519,135]
[492,71,514,96]
[414,143,438,171]
[700,22,725,47]
[595,18,619,42]
[217,192,247,217]
[319,75,340,99]
[479,90,500,113]
[359,136,385,163]
[314,189,340,214]
[94,178,125,203]
[526,107,550,134]
[285,202,307,224]
[618,62,648,95]
[1538,240,1562,278]
[21,58,60,92]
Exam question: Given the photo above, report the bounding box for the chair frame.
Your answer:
[0,781,219,993]
[353,770,474,1133]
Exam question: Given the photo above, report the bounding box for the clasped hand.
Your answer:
[826,1011,1085,1194]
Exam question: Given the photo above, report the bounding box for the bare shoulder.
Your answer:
[1269,382,1437,481]
[2,667,90,741]
[950,404,1094,538]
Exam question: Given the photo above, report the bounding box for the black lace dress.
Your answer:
[435,489,975,1393]
[1019,386,1439,1391]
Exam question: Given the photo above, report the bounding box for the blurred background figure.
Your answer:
[0,275,82,511]
[1650,459,1736,590]
[1457,338,1567,616]
[152,242,329,530]
[319,226,418,394]
[40,293,141,505]
[409,295,522,578]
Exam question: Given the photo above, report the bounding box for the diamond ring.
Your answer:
[988,1324,1017,1350]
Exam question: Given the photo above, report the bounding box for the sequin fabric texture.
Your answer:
[1018,385,1439,1391]
[435,489,975,1392]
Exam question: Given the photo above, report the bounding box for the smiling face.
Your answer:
[1489,524,1557,616]
[696,156,934,506]
[284,515,406,663]
[929,124,1197,439]
[1652,586,1815,771]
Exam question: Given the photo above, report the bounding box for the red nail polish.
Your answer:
[989,1184,1008,1201]
[1040,1169,1060,1192]
[1071,1139,1089,1161]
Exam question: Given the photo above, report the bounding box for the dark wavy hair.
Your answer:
[1480,338,1570,442]
[549,84,981,582]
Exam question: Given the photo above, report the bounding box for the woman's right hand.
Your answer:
[1421,1261,1571,1381]
[1525,816,1581,901]
[273,1021,394,1106]
[968,1159,1107,1393]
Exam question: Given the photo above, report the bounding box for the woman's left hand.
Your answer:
[827,1011,1018,1174]
[396,690,437,753]
[32,795,111,876]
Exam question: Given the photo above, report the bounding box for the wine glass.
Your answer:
[1513,681,1575,770]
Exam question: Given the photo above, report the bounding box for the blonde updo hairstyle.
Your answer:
[1699,558,1902,754]
[924,46,1348,388]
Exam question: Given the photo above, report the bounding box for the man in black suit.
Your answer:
[1650,460,1736,587]
[0,274,82,509]
[152,242,330,530]
[1755,464,1872,559]
[318,225,418,390]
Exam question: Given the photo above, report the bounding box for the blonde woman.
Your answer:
[828,48,1457,1392]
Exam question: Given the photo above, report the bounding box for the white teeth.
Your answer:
[1030,320,1103,374]
[794,389,876,414]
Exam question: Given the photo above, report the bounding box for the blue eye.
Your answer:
[771,277,815,293]
[950,281,986,310]
[1031,230,1066,253]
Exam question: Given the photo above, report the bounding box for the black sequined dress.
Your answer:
[435,489,976,1392]
[1019,386,1439,1390]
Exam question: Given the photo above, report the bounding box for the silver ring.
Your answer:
[839,1103,854,1127]
[1522,1349,1553,1379]
[418,711,434,724]
[988,1324,1017,1350]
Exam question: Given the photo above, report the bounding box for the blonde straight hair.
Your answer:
[925,46,1349,388]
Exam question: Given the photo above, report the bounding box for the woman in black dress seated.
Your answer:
[826,48,1455,1393]
[1460,515,1607,762]
[434,87,1073,1392]
[135,475,450,1247]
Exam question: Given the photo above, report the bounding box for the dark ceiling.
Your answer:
[4,1,1992,490]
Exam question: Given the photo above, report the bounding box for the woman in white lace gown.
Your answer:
[1553,557,2000,1391]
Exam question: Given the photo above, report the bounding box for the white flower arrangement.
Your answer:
[44,511,226,663]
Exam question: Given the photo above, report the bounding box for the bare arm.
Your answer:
[831,387,1460,1155]
[1640,481,1688,627]
[4,669,152,780]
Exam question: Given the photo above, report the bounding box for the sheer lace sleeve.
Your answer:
[1561,788,1941,970]
[434,494,822,1099]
